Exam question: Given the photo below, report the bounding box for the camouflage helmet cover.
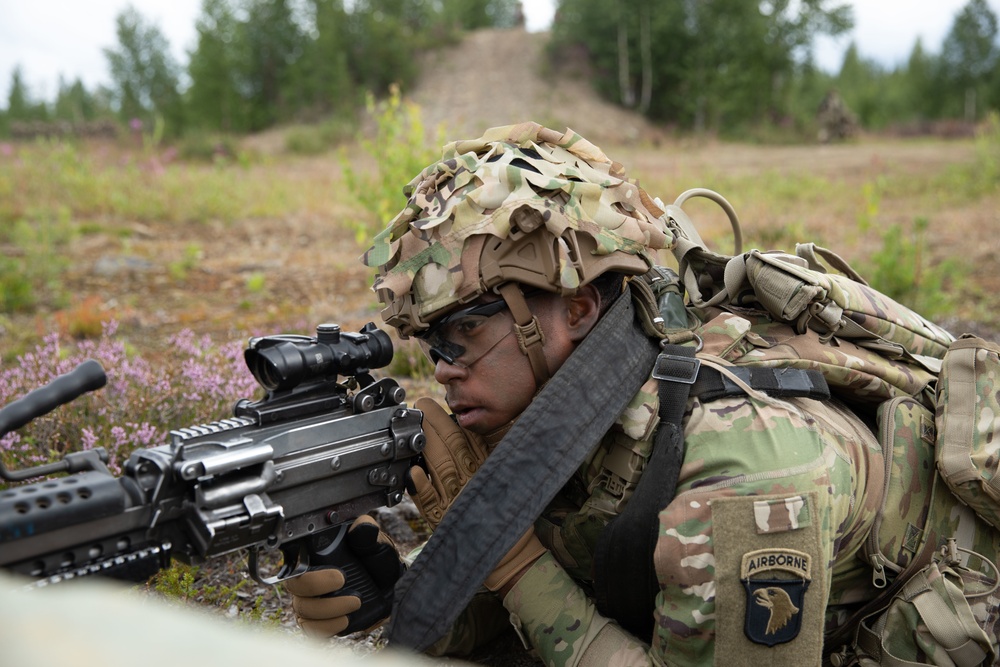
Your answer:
[362,121,674,337]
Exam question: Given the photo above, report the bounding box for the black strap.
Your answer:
[386,289,662,652]
[593,345,698,641]
[692,366,830,403]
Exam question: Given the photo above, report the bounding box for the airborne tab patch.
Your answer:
[741,549,811,647]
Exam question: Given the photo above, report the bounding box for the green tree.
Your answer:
[1,66,50,136]
[104,5,185,135]
[783,57,837,132]
[344,0,426,95]
[681,0,780,130]
[53,77,101,124]
[187,0,251,132]
[689,0,853,131]
[899,38,939,122]
[551,0,853,132]
[939,0,999,120]
[551,0,687,119]
[439,0,521,30]
[293,0,356,117]
[835,42,886,127]
[239,0,305,129]
[6,67,30,120]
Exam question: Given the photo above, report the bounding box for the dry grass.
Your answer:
[2,133,997,395]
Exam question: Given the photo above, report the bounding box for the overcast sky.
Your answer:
[1,0,998,103]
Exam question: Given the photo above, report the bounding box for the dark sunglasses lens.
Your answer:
[418,304,510,367]
[427,340,463,365]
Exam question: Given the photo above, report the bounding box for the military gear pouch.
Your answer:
[863,397,938,590]
[834,391,1000,666]
[936,335,1000,532]
[665,192,953,391]
[850,546,998,667]
[736,247,953,362]
[659,190,1000,665]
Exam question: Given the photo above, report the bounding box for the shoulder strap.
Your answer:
[593,359,830,641]
[693,366,830,403]
[594,345,699,642]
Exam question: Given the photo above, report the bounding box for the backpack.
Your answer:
[652,189,1000,666]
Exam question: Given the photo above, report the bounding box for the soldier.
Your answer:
[285,123,996,666]
[816,90,859,143]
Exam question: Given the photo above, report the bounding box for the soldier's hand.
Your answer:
[407,397,489,529]
[284,515,404,638]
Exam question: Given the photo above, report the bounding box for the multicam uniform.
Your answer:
[431,313,884,666]
[431,307,1000,666]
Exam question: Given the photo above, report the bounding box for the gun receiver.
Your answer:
[0,322,425,587]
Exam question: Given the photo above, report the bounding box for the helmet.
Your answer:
[363,122,673,340]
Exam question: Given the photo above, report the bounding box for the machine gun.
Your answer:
[0,322,425,594]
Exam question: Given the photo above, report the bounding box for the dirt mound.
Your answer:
[408,28,656,145]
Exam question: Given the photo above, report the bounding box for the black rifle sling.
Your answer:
[386,289,661,652]
[593,345,699,642]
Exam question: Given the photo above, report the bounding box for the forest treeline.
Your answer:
[1,0,998,143]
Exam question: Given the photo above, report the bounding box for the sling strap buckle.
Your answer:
[652,353,701,385]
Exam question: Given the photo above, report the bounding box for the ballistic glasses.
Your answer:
[416,299,513,368]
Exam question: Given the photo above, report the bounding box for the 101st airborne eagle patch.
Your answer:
[741,548,811,646]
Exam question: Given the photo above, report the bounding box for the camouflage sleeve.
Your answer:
[652,395,880,666]
[424,589,511,657]
[403,543,511,658]
[503,552,652,667]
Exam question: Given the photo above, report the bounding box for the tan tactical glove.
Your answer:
[408,397,491,529]
[484,529,546,593]
[408,397,545,593]
[284,515,403,638]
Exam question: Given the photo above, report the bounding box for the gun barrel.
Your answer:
[0,472,156,582]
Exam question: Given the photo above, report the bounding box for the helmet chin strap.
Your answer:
[497,282,550,387]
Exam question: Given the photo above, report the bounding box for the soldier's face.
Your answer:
[432,293,556,434]
[431,288,599,434]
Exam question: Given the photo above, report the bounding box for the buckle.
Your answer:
[514,316,545,353]
[651,353,701,384]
